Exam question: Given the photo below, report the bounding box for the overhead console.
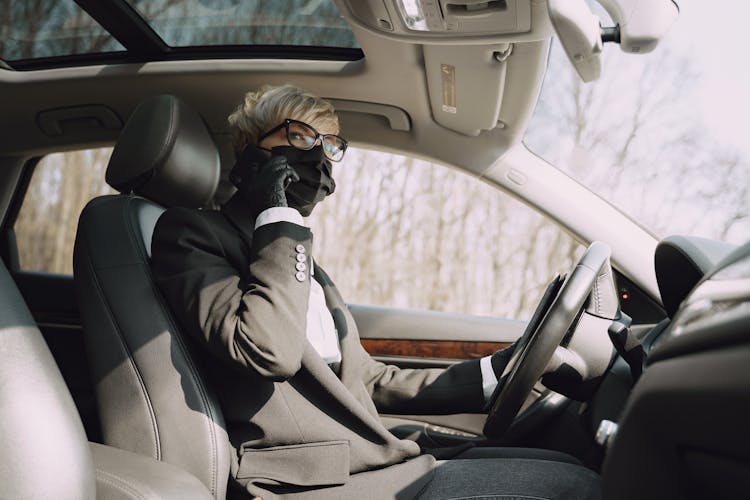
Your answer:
[340,1,678,137]
[343,0,540,40]
[341,1,552,136]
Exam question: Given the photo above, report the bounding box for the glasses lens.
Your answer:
[287,121,318,150]
[322,135,346,161]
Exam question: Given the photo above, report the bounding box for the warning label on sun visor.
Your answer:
[441,64,457,114]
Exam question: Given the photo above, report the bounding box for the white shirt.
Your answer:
[255,207,498,402]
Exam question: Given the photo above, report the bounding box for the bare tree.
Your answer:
[15,148,115,275]
[306,148,582,319]
[526,41,750,245]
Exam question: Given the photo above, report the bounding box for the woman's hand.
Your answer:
[233,153,300,217]
[490,340,518,379]
[253,155,300,210]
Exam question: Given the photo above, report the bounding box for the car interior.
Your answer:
[1,0,749,499]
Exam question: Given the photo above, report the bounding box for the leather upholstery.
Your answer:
[106,94,220,208]
[0,257,213,499]
[74,95,230,499]
[0,261,96,500]
[91,443,213,500]
[0,256,211,500]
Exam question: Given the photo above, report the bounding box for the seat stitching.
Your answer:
[147,100,179,186]
[81,218,161,460]
[126,198,221,497]
[95,469,147,500]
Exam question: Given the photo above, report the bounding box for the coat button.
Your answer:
[295,244,306,253]
[296,262,307,272]
[295,271,306,282]
[296,254,306,262]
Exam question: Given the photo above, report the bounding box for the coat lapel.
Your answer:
[220,194,256,253]
[313,266,361,390]
[221,201,363,391]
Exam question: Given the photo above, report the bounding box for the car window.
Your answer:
[0,2,124,61]
[125,0,358,49]
[13,145,583,316]
[525,2,750,246]
[1,0,360,70]
[306,147,584,320]
[14,148,116,275]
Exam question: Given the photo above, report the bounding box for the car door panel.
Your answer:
[14,271,78,325]
[350,303,526,437]
[351,303,522,362]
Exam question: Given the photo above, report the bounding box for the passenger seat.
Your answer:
[0,259,213,499]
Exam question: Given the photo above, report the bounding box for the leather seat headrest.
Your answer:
[106,95,220,208]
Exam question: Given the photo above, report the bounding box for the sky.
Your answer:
[651,0,750,156]
[527,0,750,244]
[585,0,750,156]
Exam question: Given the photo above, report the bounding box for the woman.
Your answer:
[150,84,600,499]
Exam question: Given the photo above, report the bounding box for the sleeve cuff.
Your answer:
[254,206,304,230]
[480,355,499,403]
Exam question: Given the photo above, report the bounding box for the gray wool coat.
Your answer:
[151,193,487,499]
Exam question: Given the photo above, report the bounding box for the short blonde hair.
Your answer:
[227,84,340,153]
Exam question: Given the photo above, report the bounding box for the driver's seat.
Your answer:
[73,95,232,499]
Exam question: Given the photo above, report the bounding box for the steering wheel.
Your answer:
[483,241,612,439]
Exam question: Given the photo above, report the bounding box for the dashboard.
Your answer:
[602,239,750,499]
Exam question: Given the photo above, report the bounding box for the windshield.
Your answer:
[525,1,750,246]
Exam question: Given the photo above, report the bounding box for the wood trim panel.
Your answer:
[361,339,512,360]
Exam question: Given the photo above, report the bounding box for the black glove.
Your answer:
[231,152,300,217]
[490,340,518,379]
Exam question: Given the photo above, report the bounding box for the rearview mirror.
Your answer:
[547,0,680,82]
[597,0,679,54]
[547,0,602,83]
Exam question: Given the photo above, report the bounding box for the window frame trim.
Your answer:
[0,156,41,272]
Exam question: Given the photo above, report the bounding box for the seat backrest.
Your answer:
[0,260,96,500]
[73,95,230,499]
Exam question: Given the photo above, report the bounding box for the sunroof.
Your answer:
[0,1,124,62]
[1,0,360,69]
[124,0,360,49]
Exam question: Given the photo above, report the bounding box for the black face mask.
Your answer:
[270,145,336,216]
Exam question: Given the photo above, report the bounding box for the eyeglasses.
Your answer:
[258,118,348,162]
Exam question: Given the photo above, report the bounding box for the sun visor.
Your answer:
[424,44,509,136]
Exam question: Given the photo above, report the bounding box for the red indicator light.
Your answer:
[621,293,629,300]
